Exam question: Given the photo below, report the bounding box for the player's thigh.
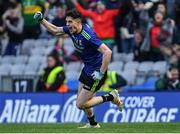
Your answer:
[77,82,84,97]
[76,88,94,107]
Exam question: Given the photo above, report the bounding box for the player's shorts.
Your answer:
[79,69,107,92]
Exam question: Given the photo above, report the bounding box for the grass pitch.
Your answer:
[0,123,180,133]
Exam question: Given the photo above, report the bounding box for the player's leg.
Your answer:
[84,108,93,118]
[77,71,123,110]
[77,82,99,128]
[77,88,102,109]
[77,82,94,118]
[77,82,84,96]
[77,87,122,128]
[77,69,123,128]
[77,87,116,109]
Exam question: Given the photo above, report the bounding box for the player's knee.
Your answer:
[76,101,85,110]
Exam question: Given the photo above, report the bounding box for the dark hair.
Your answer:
[66,8,82,19]
[120,0,134,15]
[134,29,144,38]
[48,52,61,66]
[168,65,178,71]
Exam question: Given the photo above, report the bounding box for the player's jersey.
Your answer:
[63,24,103,76]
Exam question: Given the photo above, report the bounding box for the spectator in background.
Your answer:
[138,1,151,31]
[71,0,120,50]
[0,1,5,55]
[45,0,63,22]
[52,4,66,26]
[53,40,67,65]
[155,66,180,90]
[2,6,24,56]
[174,0,180,44]
[156,1,167,17]
[0,24,4,55]
[141,11,175,61]
[7,0,22,12]
[104,0,123,9]
[161,44,180,68]
[118,0,138,53]
[0,0,22,14]
[0,0,22,55]
[171,45,180,68]
[133,29,149,62]
[22,0,47,39]
[99,70,127,92]
[36,53,68,93]
[136,1,167,31]
[87,0,98,11]
[52,4,67,65]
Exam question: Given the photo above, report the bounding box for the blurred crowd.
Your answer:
[0,0,179,91]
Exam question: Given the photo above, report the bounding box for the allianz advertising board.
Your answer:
[0,92,180,123]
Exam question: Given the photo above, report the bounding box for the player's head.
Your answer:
[66,9,82,34]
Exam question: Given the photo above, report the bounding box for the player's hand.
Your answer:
[91,71,104,80]
[34,12,43,22]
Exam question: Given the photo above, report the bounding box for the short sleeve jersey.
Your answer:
[63,24,103,76]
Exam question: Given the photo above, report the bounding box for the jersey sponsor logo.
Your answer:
[103,96,179,122]
[61,95,84,122]
[0,99,60,123]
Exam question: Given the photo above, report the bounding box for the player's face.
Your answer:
[66,16,80,34]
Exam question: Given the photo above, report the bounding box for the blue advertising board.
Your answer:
[0,92,180,123]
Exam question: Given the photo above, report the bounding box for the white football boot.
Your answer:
[109,89,123,111]
[78,123,101,128]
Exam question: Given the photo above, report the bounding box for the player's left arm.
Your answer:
[98,44,112,74]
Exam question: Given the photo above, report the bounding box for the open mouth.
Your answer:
[68,26,72,30]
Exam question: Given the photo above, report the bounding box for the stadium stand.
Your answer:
[1,56,15,65]
[0,64,11,75]
[65,62,82,72]
[124,61,139,71]
[109,61,123,73]
[66,71,80,81]
[14,55,29,64]
[10,64,26,75]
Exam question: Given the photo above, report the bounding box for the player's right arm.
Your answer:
[41,19,64,36]
[34,12,65,36]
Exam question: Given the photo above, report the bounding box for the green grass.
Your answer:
[0,123,180,133]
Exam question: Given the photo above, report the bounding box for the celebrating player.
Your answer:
[34,9,123,128]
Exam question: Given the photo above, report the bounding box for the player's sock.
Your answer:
[101,94,114,102]
[88,115,98,126]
